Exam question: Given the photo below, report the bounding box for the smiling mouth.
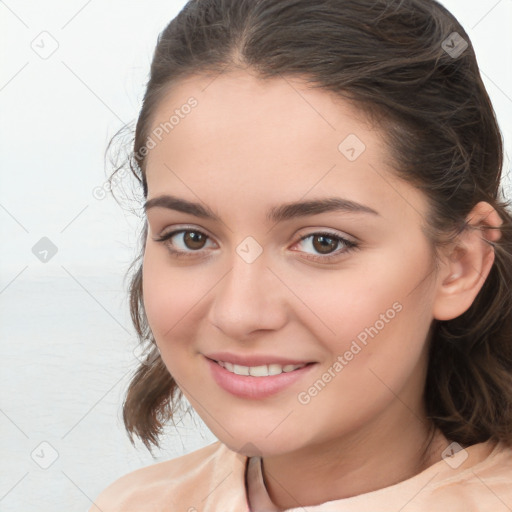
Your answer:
[213,359,312,377]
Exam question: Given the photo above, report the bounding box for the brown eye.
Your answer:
[153,228,214,256]
[312,234,339,254]
[183,231,207,250]
[293,231,357,262]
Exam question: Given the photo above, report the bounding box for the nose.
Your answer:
[207,251,288,340]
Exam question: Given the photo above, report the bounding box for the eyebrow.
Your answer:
[144,194,379,222]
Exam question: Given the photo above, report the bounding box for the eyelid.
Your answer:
[294,226,358,244]
[153,224,216,242]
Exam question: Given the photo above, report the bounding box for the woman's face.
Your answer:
[142,70,443,456]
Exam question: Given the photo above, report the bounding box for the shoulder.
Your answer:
[335,440,512,511]
[426,441,512,509]
[88,441,249,512]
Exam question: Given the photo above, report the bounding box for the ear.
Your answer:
[433,201,502,321]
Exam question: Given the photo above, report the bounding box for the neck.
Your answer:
[260,407,449,510]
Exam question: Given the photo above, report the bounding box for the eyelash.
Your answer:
[152,228,358,263]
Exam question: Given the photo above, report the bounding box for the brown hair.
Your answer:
[109,0,512,453]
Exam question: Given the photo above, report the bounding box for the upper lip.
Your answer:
[204,352,315,367]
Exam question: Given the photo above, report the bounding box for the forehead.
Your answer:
[143,70,427,223]
[147,70,375,156]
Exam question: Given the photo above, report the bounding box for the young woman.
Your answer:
[91,0,512,510]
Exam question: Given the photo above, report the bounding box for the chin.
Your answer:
[212,430,301,458]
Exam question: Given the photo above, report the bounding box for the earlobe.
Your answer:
[433,201,502,321]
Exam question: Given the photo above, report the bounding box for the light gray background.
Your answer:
[1,0,511,510]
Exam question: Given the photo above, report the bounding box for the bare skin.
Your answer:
[141,69,501,509]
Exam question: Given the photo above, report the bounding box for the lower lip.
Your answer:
[205,357,316,399]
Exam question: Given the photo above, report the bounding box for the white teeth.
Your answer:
[233,364,250,376]
[268,364,283,376]
[217,360,306,377]
[249,365,269,377]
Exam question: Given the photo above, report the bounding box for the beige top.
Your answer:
[90,439,512,511]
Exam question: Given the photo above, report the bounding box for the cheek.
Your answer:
[141,247,216,388]
[289,268,435,444]
[141,245,207,346]
[282,243,436,367]
[345,262,435,387]
[283,319,431,454]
